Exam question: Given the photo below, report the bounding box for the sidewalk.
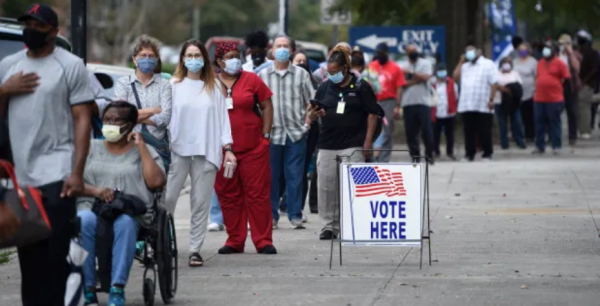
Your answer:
[1,143,600,305]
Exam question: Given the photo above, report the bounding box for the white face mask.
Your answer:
[102,124,127,142]
[501,63,512,71]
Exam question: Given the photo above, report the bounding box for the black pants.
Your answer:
[563,83,579,141]
[279,122,319,213]
[403,105,434,160]
[18,181,76,306]
[434,117,455,156]
[463,112,493,159]
[520,99,535,141]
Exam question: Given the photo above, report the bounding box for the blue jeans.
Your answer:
[210,189,223,225]
[494,105,526,148]
[78,210,139,288]
[270,136,306,222]
[534,102,564,151]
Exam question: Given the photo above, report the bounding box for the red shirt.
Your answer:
[368,60,406,101]
[225,71,273,153]
[534,57,570,103]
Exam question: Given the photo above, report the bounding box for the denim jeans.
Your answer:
[494,105,526,148]
[210,189,223,225]
[78,210,139,288]
[534,102,564,151]
[270,135,306,222]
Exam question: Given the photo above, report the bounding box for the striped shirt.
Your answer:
[114,74,173,139]
[258,63,316,145]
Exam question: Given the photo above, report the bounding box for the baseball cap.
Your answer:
[375,42,389,53]
[558,34,572,45]
[18,3,58,28]
[576,30,592,41]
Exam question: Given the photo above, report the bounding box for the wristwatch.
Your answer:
[224,147,233,152]
[263,133,270,139]
[303,123,311,131]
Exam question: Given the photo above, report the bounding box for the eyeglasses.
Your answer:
[184,54,203,60]
[103,118,126,125]
[136,53,157,59]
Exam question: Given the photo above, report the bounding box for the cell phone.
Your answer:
[310,99,327,110]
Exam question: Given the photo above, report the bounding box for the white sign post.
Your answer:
[331,161,432,269]
[320,0,352,25]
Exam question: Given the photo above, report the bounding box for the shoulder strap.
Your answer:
[130,83,143,109]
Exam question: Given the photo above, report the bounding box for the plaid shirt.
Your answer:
[457,56,499,114]
[258,63,316,145]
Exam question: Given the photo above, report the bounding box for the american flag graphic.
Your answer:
[349,166,407,197]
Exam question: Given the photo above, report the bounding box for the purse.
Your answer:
[0,160,51,249]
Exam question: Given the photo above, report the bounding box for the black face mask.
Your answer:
[23,28,51,51]
[577,38,588,47]
[377,54,389,65]
[408,52,419,62]
[251,53,267,67]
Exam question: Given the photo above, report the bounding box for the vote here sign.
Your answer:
[340,163,423,246]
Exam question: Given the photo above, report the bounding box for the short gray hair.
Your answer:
[132,34,162,57]
[273,34,292,47]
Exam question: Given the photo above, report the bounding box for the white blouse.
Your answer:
[169,78,233,169]
[494,70,523,104]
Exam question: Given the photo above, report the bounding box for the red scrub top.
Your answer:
[223,71,273,153]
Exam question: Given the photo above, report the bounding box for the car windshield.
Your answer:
[0,39,24,61]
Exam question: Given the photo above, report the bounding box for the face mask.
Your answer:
[518,50,529,58]
[542,47,552,58]
[328,71,345,84]
[377,54,389,65]
[436,70,447,79]
[137,58,158,74]
[252,53,266,67]
[102,124,127,143]
[408,52,419,61]
[184,58,204,73]
[274,48,290,62]
[224,58,242,75]
[577,38,587,46]
[501,63,512,71]
[465,50,477,61]
[23,28,51,50]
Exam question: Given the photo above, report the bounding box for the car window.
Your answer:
[303,49,326,64]
[0,39,25,61]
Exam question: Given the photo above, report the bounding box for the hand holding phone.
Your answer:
[310,99,327,110]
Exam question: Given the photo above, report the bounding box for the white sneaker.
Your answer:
[581,133,591,139]
[290,219,305,229]
[301,214,308,223]
[482,157,492,162]
[207,223,224,232]
[553,148,562,155]
[272,219,278,230]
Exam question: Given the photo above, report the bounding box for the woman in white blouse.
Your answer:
[494,57,526,149]
[164,39,236,267]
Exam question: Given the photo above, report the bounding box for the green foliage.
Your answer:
[0,250,14,265]
[333,0,436,26]
[1,0,51,17]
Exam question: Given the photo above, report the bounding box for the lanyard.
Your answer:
[218,75,239,97]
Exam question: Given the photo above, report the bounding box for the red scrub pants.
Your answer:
[214,140,273,252]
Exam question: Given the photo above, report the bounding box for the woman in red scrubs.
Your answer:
[213,43,277,254]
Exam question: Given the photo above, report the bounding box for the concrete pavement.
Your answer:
[2,142,600,306]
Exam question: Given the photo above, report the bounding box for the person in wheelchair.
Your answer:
[76,101,166,306]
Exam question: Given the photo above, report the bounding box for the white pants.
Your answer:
[165,153,217,253]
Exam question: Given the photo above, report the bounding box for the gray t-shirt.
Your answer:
[76,140,166,225]
[401,58,433,107]
[513,57,538,101]
[0,48,94,187]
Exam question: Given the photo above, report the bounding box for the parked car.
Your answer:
[0,17,72,61]
[295,40,328,64]
[86,63,135,98]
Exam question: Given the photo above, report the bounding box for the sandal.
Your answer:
[189,253,203,267]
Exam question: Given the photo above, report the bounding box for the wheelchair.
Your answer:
[93,192,179,306]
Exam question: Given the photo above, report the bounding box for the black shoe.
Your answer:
[501,145,509,150]
[218,246,242,255]
[259,245,277,254]
[319,230,337,240]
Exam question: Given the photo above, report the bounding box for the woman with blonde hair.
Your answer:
[164,39,236,267]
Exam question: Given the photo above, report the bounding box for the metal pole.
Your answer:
[70,0,87,63]
[333,25,339,45]
[279,0,288,35]
[192,6,201,39]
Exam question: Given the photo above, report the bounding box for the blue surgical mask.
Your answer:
[185,58,204,73]
[542,47,552,58]
[224,58,242,75]
[137,58,158,74]
[328,71,345,84]
[275,48,290,62]
[465,50,476,61]
[436,70,447,79]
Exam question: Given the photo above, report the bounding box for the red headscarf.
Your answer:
[215,42,238,61]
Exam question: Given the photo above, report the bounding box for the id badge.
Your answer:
[226,97,233,110]
[336,101,346,114]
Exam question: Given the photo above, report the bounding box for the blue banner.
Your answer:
[489,0,517,63]
[350,26,446,62]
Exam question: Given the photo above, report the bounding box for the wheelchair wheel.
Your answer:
[156,209,178,304]
[143,278,155,306]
